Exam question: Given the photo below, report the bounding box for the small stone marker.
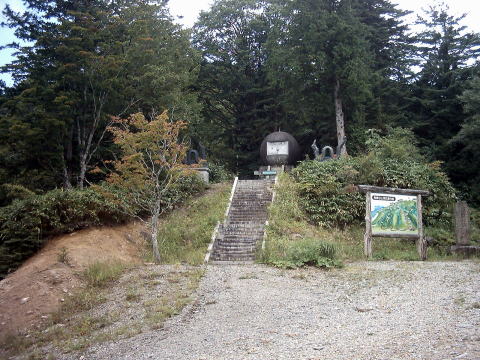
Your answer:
[454,201,470,246]
[451,201,480,257]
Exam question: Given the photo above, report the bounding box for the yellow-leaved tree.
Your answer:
[105,111,190,263]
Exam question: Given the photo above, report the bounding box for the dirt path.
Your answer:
[70,261,480,360]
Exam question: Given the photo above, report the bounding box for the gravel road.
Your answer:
[78,261,480,360]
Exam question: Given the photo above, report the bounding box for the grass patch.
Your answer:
[51,288,107,321]
[83,261,127,287]
[125,287,141,302]
[152,183,231,265]
[0,332,32,355]
[144,268,203,329]
[57,247,70,265]
[261,174,342,269]
[262,173,456,265]
[3,267,204,358]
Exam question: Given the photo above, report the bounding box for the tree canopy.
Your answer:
[1,0,480,205]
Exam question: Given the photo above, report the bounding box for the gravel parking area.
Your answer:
[76,261,480,360]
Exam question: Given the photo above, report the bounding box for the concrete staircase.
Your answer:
[210,179,274,263]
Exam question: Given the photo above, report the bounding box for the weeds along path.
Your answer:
[77,261,480,360]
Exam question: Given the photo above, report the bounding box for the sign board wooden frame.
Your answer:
[358,185,430,260]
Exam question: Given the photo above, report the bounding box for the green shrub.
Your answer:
[471,207,480,244]
[0,188,129,278]
[0,174,205,279]
[158,174,206,211]
[292,159,365,228]
[208,162,234,183]
[261,174,343,268]
[268,238,341,269]
[292,128,456,229]
[0,184,35,206]
[263,174,455,263]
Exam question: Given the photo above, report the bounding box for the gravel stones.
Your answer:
[74,261,480,360]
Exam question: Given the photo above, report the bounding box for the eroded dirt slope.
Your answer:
[0,221,145,337]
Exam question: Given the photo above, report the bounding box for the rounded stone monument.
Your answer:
[260,131,300,166]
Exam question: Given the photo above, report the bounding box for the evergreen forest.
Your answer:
[1,0,479,205]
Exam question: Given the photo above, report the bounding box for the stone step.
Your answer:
[211,249,255,255]
[222,232,263,237]
[211,253,255,261]
[222,229,264,235]
[219,241,259,246]
[219,235,261,242]
[228,213,267,217]
[215,246,257,251]
[209,260,255,265]
[229,212,269,214]
[223,226,264,230]
[218,232,260,238]
[229,207,269,211]
[210,179,273,263]
[214,242,256,249]
[225,222,266,226]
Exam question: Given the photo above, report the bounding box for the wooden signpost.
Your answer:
[357,185,430,260]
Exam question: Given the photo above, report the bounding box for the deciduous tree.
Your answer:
[105,112,190,262]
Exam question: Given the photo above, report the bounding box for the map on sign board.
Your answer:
[370,193,419,235]
[267,141,288,156]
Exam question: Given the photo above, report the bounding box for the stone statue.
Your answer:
[186,149,200,165]
[311,137,347,162]
[321,146,334,161]
[185,141,208,165]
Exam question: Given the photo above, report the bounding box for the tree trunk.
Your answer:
[78,153,87,190]
[62,164,72,190]
[63,126,73,190]
[334,78,347,156]
[150,200,162,263]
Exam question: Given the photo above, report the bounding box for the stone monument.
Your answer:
[451,201,480,256]
[311,137,347,161]
[186,143,209,184]
[256,131,300,178]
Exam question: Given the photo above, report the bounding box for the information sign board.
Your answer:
[370,193,419,236]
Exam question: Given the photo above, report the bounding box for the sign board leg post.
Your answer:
[416,194,427,260]
[364,192,372,258]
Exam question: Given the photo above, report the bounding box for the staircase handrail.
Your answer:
[204,221,220,264]
[204,176,238,264]
[223,176,238,225]
[262,175,278,251]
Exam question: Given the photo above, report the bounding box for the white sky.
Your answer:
[1,0,479,86]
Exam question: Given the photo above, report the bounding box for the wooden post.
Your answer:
[454,201,470,246]
[416,195,427,260]
[364,192,372,258]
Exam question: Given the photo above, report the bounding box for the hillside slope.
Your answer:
[0,221,145,337]
[0,182,231,342]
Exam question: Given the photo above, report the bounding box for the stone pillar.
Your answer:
[454,201,470,246]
